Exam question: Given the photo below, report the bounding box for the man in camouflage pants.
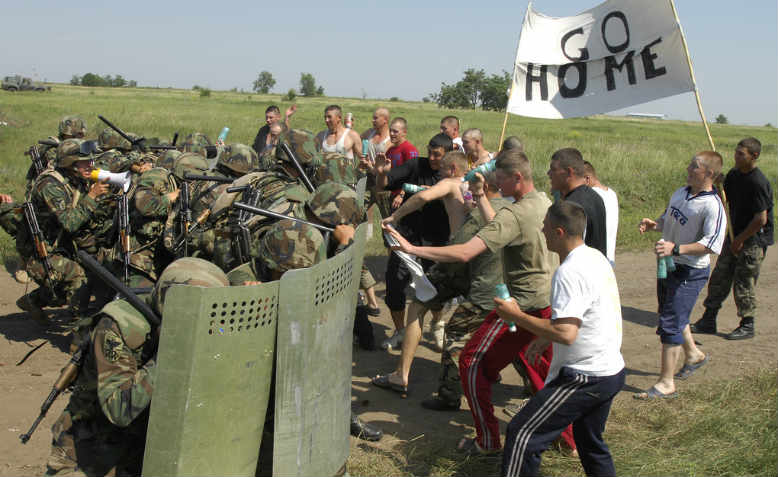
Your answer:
[46,257,229,476]
[692,137,774,340]
[17,139,109,323]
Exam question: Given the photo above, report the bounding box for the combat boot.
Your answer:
[725,319,754,340]
[16,293,49,325]
[690,308,718,334]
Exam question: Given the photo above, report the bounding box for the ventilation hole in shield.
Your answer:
[250,299,256,306]
[241,301,246,306]
[222,302,227,308]
[229,318,235,324]
[212,303,218,309]
[208,329,213,335]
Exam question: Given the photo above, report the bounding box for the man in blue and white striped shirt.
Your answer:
[635,151,727,399]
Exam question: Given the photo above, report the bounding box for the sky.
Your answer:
[3,0,776,126]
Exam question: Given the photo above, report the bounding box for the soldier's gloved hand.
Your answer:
[88,180,110,199]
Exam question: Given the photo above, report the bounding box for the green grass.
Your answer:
[1,84,775,262]
[346,367,778,476]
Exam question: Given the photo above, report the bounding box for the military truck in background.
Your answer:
[2,75,50,92]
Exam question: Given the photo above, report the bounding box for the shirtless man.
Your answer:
[374,151,471,390]
[316,104,362,160]
[361,107,392,154]
[462,128,492,168]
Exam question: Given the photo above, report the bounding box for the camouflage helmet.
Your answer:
[136,167,173,192]
[276,128,322,166]
[158,149,182,171]
[306,182,362,226]
[181,132,212,156]
[98,128,132,152]
[150,257,229,316]
[57,138,101,169]
[172,152,209,179]
[216,143,259,175]
[259,219,324,273]
[313,152,358,186]
[58,116,87,138]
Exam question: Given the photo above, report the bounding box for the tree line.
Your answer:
[427,68,511,111]
[70,73,137,88]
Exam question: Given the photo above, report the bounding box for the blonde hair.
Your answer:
[696,150,723,181]
[442,150,469,174]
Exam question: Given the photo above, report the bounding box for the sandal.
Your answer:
[675,355,709,380]
[371,373,408,397]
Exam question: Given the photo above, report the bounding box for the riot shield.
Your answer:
[143,282,279,476]
[355,176,367,209]
[272,222,367,477]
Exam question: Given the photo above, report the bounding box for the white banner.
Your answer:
[507,0,694,119]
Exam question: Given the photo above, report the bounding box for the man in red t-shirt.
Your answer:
[384,117,419,208]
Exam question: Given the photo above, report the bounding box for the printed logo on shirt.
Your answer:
[669,206,688,225]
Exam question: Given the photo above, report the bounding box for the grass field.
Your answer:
[0,84,775,261]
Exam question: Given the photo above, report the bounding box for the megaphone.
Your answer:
[90,169,132,193]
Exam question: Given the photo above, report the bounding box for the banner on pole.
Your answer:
[507,0,694,119]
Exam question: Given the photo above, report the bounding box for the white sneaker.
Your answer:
[432,320,445,352]
[381,329,404,350]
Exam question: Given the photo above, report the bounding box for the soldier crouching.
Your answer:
[45,258,229,476]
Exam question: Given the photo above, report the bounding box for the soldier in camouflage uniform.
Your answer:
[45,257,229,476]
[94,129,154,176]
[180,132,212,156]
[25,116,88,193]
[17,139,110,323]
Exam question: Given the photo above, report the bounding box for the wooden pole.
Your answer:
[669,0,734,241]
[498,3,531,150]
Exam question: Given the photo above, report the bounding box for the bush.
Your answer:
[283,88,297,101]
[389,96,399,102]
[199,88,211,97]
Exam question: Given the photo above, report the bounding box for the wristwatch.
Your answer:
[672,243,680,256]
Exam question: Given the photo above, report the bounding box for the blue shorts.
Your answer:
[656,264,710,345]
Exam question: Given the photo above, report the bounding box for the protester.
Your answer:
[251,105,295,154]
[547,148,607,257]
[374,134,452,350]
[316,104,362,160]
[498,200,625,477]
[440,115,464,152]
[636,151,726,399]
[584,161,619,266]
[361,107,392,154]
[461,128,492,168]
[692,137,774,339]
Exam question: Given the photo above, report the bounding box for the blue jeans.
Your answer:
[502,367,626,477]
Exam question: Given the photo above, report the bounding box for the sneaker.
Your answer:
[503,399,529,418]
[381,329,404,350]
[14,269,31,284]
[432,320,445,352]
[725,323,754,340]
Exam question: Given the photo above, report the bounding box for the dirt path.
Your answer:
[0,250,775,476]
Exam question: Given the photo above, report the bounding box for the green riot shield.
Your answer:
[143,282,279,477]
[272,222,367,477]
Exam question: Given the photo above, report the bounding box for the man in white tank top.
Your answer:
[361,107,392,154]
[316,104,362,160]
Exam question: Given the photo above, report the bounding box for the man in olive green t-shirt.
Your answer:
[384,149,576,454]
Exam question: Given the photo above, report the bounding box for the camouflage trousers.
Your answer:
[359,266,376,290]
[47,406,146,477]
[436,301,492,405]
[26,253,88,314]
[703,239,766,319]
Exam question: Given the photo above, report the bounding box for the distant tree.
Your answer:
[192,85,201,90]
[112,75,126,87]
[80,73,103,87]
[199,88,211,97]
[70,75,81,86]
[283,88,297,101]
[128,80,137,88]
[253,71,276,94]
[299,73,324,97]
[480,71,511,111]
[766,123,774,128]
[715,114,728,124]
[390,96,399,102]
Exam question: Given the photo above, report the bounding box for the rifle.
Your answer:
[97,115,148,152]
[171,132,179,147]
[173,209,210,254]
[22,202,55,293]
[181,172,233,183]
[233,202,335,233]
[19,339,88,444]
[178,181,192,257]
[118,192,131,284]
[25,145,45,177]
[38,139,59,147]
[232,187,261,265]
[280,142,315,193]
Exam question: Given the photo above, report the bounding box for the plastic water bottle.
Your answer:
[463,159,496,182]
[656,240,667,279]
[664,256,676,272]
[495,284,517,332]
[217,127,229,145]
[402,183,425,194]
[362,139,369,157]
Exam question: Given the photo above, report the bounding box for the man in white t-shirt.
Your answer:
[584,161,619,266]
[495,200,625,477]
[636,151,726,399]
